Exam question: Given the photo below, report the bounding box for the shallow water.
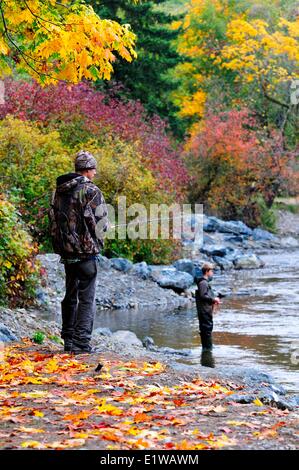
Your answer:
[95,249,299,393]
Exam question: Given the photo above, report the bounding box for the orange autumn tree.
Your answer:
[0,0,138,85]
[184,109,295,226]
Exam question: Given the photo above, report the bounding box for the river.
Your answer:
[94,249,299,394]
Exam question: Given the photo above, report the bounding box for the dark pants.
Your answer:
[195,292,213,350]
[61,258,98,349]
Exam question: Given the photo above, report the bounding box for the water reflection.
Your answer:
[201,350,215,368]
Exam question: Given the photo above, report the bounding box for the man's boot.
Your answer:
[63,339,73,352]
[200,332,213,351]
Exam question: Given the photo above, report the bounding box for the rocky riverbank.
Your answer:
[33,213,299,314]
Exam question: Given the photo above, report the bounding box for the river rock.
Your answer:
[35,288,49,306]
[142,336,155,350]
[131,261,152,279]
[153,268,194,292]
[0,323,18,342]
[233,253,265,269]
[202,245,234,258]
[159,346,192,357]
[224,235,249,244]
[203,234,216,245]
[225,394,256,404]
[279,236,299,248]
[213,256,234,270]
[252,228,277,241]
[93,327,112,337]
[289,396,299,406]
[172,259,196,278]
[257,391,294,411]
[110,258,133,272]
[204,216,253,235]
[111,330,143,347]
[96,255,111,269]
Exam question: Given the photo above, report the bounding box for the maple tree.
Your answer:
[184,109,296,224]
[170,0,298,141]
[168,0,298,224]
[0,0,138,85]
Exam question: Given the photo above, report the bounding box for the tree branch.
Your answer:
[0,2,71,84]
[261,82,290,109]
[22,0,64,28]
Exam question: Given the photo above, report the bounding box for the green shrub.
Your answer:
[32,331,45,344]
[104,237,181,265]
[0,194,40,306]
[0,116,71,244]
[255,195,277,233]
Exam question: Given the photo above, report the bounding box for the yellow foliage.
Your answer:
[74,137,162,207]
[170,0,299,124]
[177,90,206,119]
[0,116,71,195]
[0,1,137,85]
[221,17,299,83]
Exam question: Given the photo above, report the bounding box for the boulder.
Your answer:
[149,266,176,279]
[203,234,216,245]
[35,288,49,306]
[224,235,248,244]
[96,255,111,269]
[131,261,152,279]
[258,391,294,411]
[153,268,194,292]
[225,394,256,404]
[202,245,234,258]
[142,336,155,350]
[233,254,265,269]
[110,257,133,272]
[252,228,277,241]
[172,259,196,278]
[0,323,18,342]
[93,327,112,337]
[111,330,143,347]
[159,346,192,357]
[279,236,299,248]
[204,216,253,235]
[213,256,234,270]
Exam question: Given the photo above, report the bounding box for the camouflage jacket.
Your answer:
[48,173,109,258]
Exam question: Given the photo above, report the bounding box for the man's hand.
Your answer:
[214,297,221,305]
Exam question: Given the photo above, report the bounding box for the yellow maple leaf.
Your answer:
[21,440,45,449]
[253,398,264,407]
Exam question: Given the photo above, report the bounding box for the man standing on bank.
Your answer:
[195,262,221,351]
[49,150,109,354]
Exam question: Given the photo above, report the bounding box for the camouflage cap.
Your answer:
[75,150,97,171]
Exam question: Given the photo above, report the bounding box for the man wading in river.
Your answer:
[195,263,221,351]
[49,150,109,354]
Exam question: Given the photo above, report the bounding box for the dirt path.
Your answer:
[0,340,298,450]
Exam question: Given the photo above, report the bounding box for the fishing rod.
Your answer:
[107,214,203,230]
